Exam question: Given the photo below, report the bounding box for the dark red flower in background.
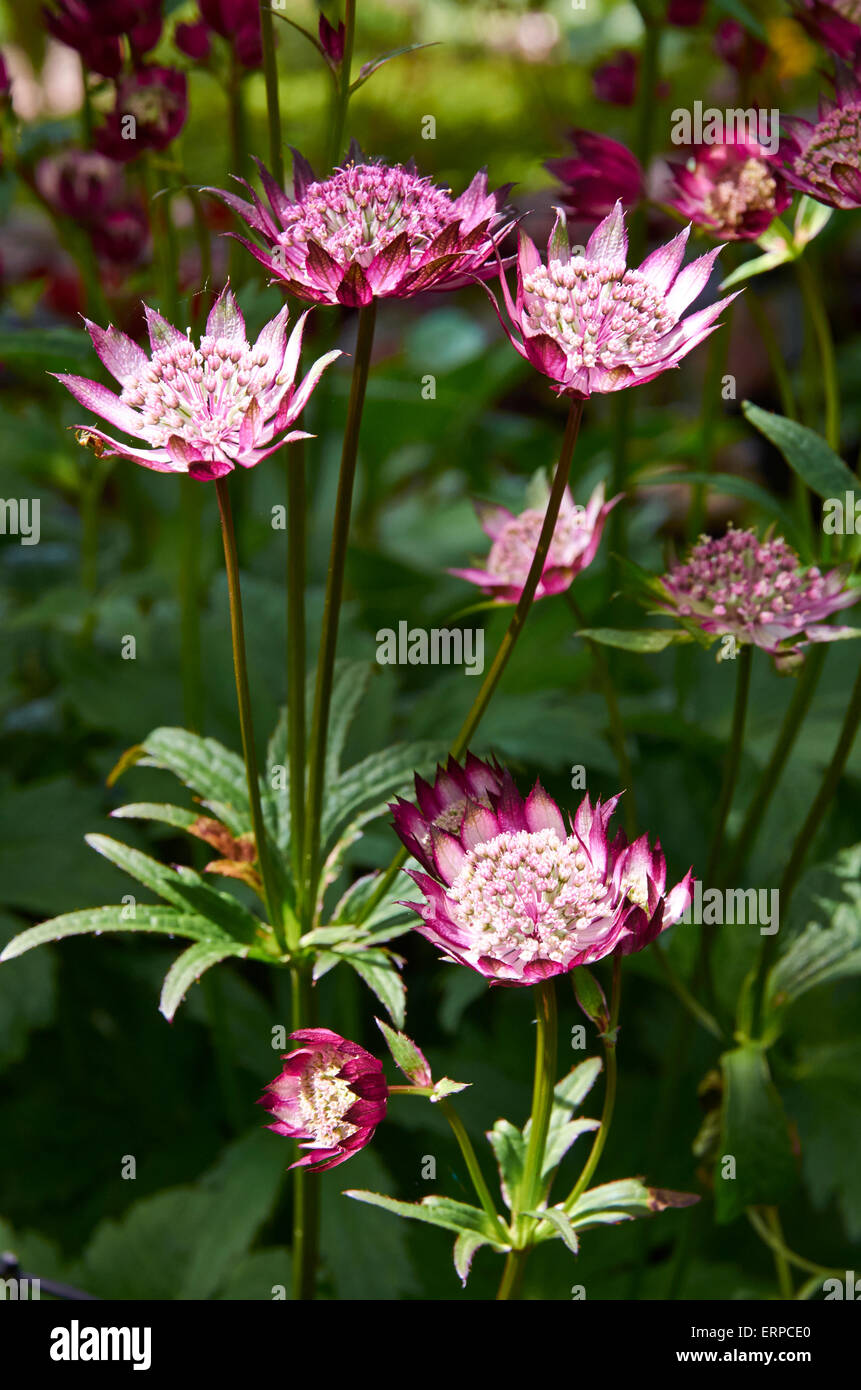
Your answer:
[95,66,188,162]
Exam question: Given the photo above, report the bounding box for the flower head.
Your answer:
[95,66,188,162]
[199,0,263,68]
[207,147,513,306]
[259,1029,387,1171]
[54,284,340,479]
[490,201,736,398]
[667,140,791,240]
[781,62,861,209]
[592,50,638,105]
[451,482,620,603]
[546,130,644,221]
[391,757,692,985]
[657,527,860,664]
[714,19,768,74]
[45,0,162,77]
[36,150,149,266]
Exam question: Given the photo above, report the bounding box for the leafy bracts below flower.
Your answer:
[54,284,340,479]
[656,526,861,666]
[450,481,620,603]
[489,201,736,397]
[206,145,513,306]
[259,1029,387,1171]
[391,755,692,984]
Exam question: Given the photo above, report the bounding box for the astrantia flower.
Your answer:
[259,1029,387,1171]
[45,0,162,77]
[657,527,860,663]
[781,63,861,209]
[206,147,513,306]
[546,130,644,221]
[199,0,263,68]
[714,19,768,74]
[54,284,340,479]
[95,66,188,162]
[592,50,638,106]
[490,201,736,398]
[391,757,692,985]
[450,483,620,603]
[667,140,791,240]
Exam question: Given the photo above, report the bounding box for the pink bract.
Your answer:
[259,1029,388,1172]
[488,200,736,398]
[205,146,513,306]
[450,482,621,603]
[391,756,693,985]
[54,284,340,480]
[546,130,644,221]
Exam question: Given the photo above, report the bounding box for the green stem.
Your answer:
[516,981,558,1228]
[706,644,753,885]
[698,644,752,994]
[259,0,284,185]
[745,288,798,424]
[567,591,637,837]
[764,1207,795,1300]
[724,645,827,884]
[689,320,732,542]
[357,398,585,923]
[746,1207,846,1283]
[496,1248,528,1301]
[304,301,378,924]
[327,0,357,168]
[438,1100,508,1239]
[179,479,204,731]
[291,965,318,1299]
[795,254,840,453]
[564,955,621,1211]
[215,478,286,951]
[286,442,307,933]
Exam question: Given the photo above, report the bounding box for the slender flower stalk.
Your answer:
[356,400,585,922]
[259,0,284,186]
[567,591,637,837]
[795,254,840,453]
[564,955,622,1209]
[304,301,378,924]
[216,478,286,947]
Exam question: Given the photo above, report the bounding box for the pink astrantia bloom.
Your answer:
[391,757,693,985]
[546,130,644,220]
[667,140,791,240]
[450,482,621,603]
[259,1029,388,1172]
[781,63,861,210]
[54,284,340,480]
[489,201,736,398]
[592,50,638,106]
[657,527,860,663]
[206,146,513,306]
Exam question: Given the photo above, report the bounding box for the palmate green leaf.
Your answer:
[326,660,374,783]
[159,940,245,1022]
[715,1043,797,1223]
[487,1119,526,1210]
[344,1189,506,1244]
[85,835,263,946]
[321,740,440,848]
[0,904,230,963]
[765,902,861,1016]
[331,869,414,935]
[128,727,253,837]
[742,402,858,501]
[337,946,406,1027]
[576,627,693,653]
[537,1057,603,1181]
[565,1178,698,1231]
[524,1205,580,1253]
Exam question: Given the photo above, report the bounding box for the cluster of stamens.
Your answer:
[297,1048,358,1148]
[702,156,778,229]
[487,505,589,583]
[119,335,278,452]
[449,827,613,966]
[666,529,827,630]
[522,257,676,370]
[277,163,456,267]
